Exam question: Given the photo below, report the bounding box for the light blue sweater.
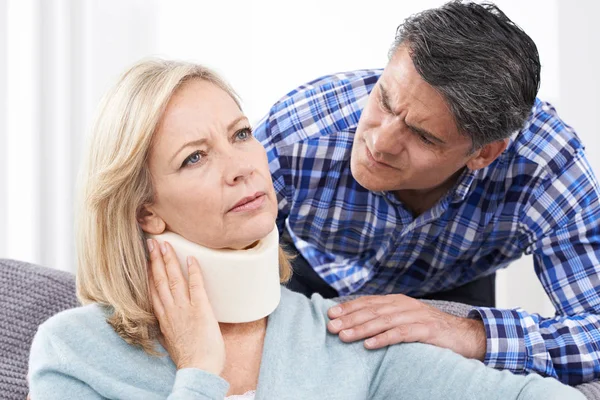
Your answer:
[28,287,582,399]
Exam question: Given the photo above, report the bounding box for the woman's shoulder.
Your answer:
[33,303,131,358]
[30,303,169,387]
[273,288,583,399]
[37,303,112,337]
[276,286,338,331]
[275,288,374,365]
[259,287,370,396]
[29,305,179,399]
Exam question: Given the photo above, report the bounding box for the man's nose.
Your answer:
[371,120,404,157]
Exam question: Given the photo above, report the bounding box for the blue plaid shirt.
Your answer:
[254,69,600,385]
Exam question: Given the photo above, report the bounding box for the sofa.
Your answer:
[1,258,598,399]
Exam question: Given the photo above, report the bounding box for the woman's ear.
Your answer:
[137,205,166,235]
[466,138,509,171]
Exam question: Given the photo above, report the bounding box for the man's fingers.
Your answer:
[364,323,429,349]
[335,309,431,342]
[328,295,399,319]
[327,303,400,334]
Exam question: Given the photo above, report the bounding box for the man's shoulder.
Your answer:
[256,69,381,149]
[280,69,382,103]
[509,99,587,177]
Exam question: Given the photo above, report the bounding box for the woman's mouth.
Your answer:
[228,192,266,213]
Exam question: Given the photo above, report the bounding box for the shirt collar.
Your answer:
[374,166,480,205]
[450,167,478,203]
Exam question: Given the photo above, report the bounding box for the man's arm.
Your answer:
[328,148,600,385]
[254,113,293,234]
[470,148,600,385]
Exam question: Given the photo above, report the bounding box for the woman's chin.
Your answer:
[223,216,277,250]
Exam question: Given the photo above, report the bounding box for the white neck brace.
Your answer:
[147,226,281,323]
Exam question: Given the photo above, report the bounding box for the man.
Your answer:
[254,1,600,385]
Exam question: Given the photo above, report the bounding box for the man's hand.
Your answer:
[327,294,487,360]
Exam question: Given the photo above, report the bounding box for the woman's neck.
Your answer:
[219,317,267,339]
[220,318,266,396]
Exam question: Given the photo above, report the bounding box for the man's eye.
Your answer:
[418,134,434,145]
[235,127,253,141]
[181,151,202,168]
[379,98,392,114]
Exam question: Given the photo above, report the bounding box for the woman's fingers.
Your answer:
[147,239,174,308]
[146,240,225,374]
[148,272,166,321]
[159,241,190,304]
[187,256,210,307]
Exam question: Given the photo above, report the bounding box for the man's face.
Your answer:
[351,46,476,194]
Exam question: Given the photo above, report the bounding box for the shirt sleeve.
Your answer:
[169,369,230,400]
[254,111,294,236]
[469,148,600,385]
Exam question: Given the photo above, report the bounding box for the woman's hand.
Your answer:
[147,239,225,376]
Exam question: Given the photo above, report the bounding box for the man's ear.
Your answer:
[466,138,509,171]
[137,204,166,235]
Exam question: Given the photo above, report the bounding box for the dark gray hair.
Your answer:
[389,1,541,150]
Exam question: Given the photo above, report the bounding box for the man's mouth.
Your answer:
[364,143,396,169]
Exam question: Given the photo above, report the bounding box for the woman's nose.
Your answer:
[224,156,255,185]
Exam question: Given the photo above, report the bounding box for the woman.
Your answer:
[28,59,582,399]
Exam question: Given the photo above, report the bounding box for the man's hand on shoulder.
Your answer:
[327,294,487,360]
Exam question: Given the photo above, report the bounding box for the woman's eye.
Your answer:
[181,151,202,168]
[235,127,252,141]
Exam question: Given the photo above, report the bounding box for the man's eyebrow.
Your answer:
[405,122,446,145]
[380,84,446,145]
[379,84,395,114]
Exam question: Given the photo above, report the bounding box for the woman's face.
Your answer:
[141,79,278,250]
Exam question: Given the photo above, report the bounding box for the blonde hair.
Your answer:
[76,59,292,355]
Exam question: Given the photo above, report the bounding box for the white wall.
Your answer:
[155,0,561,123]
[496,0,600,317]
[0,0,156,272]
[557,1,600,175]
[0,0,598,315]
